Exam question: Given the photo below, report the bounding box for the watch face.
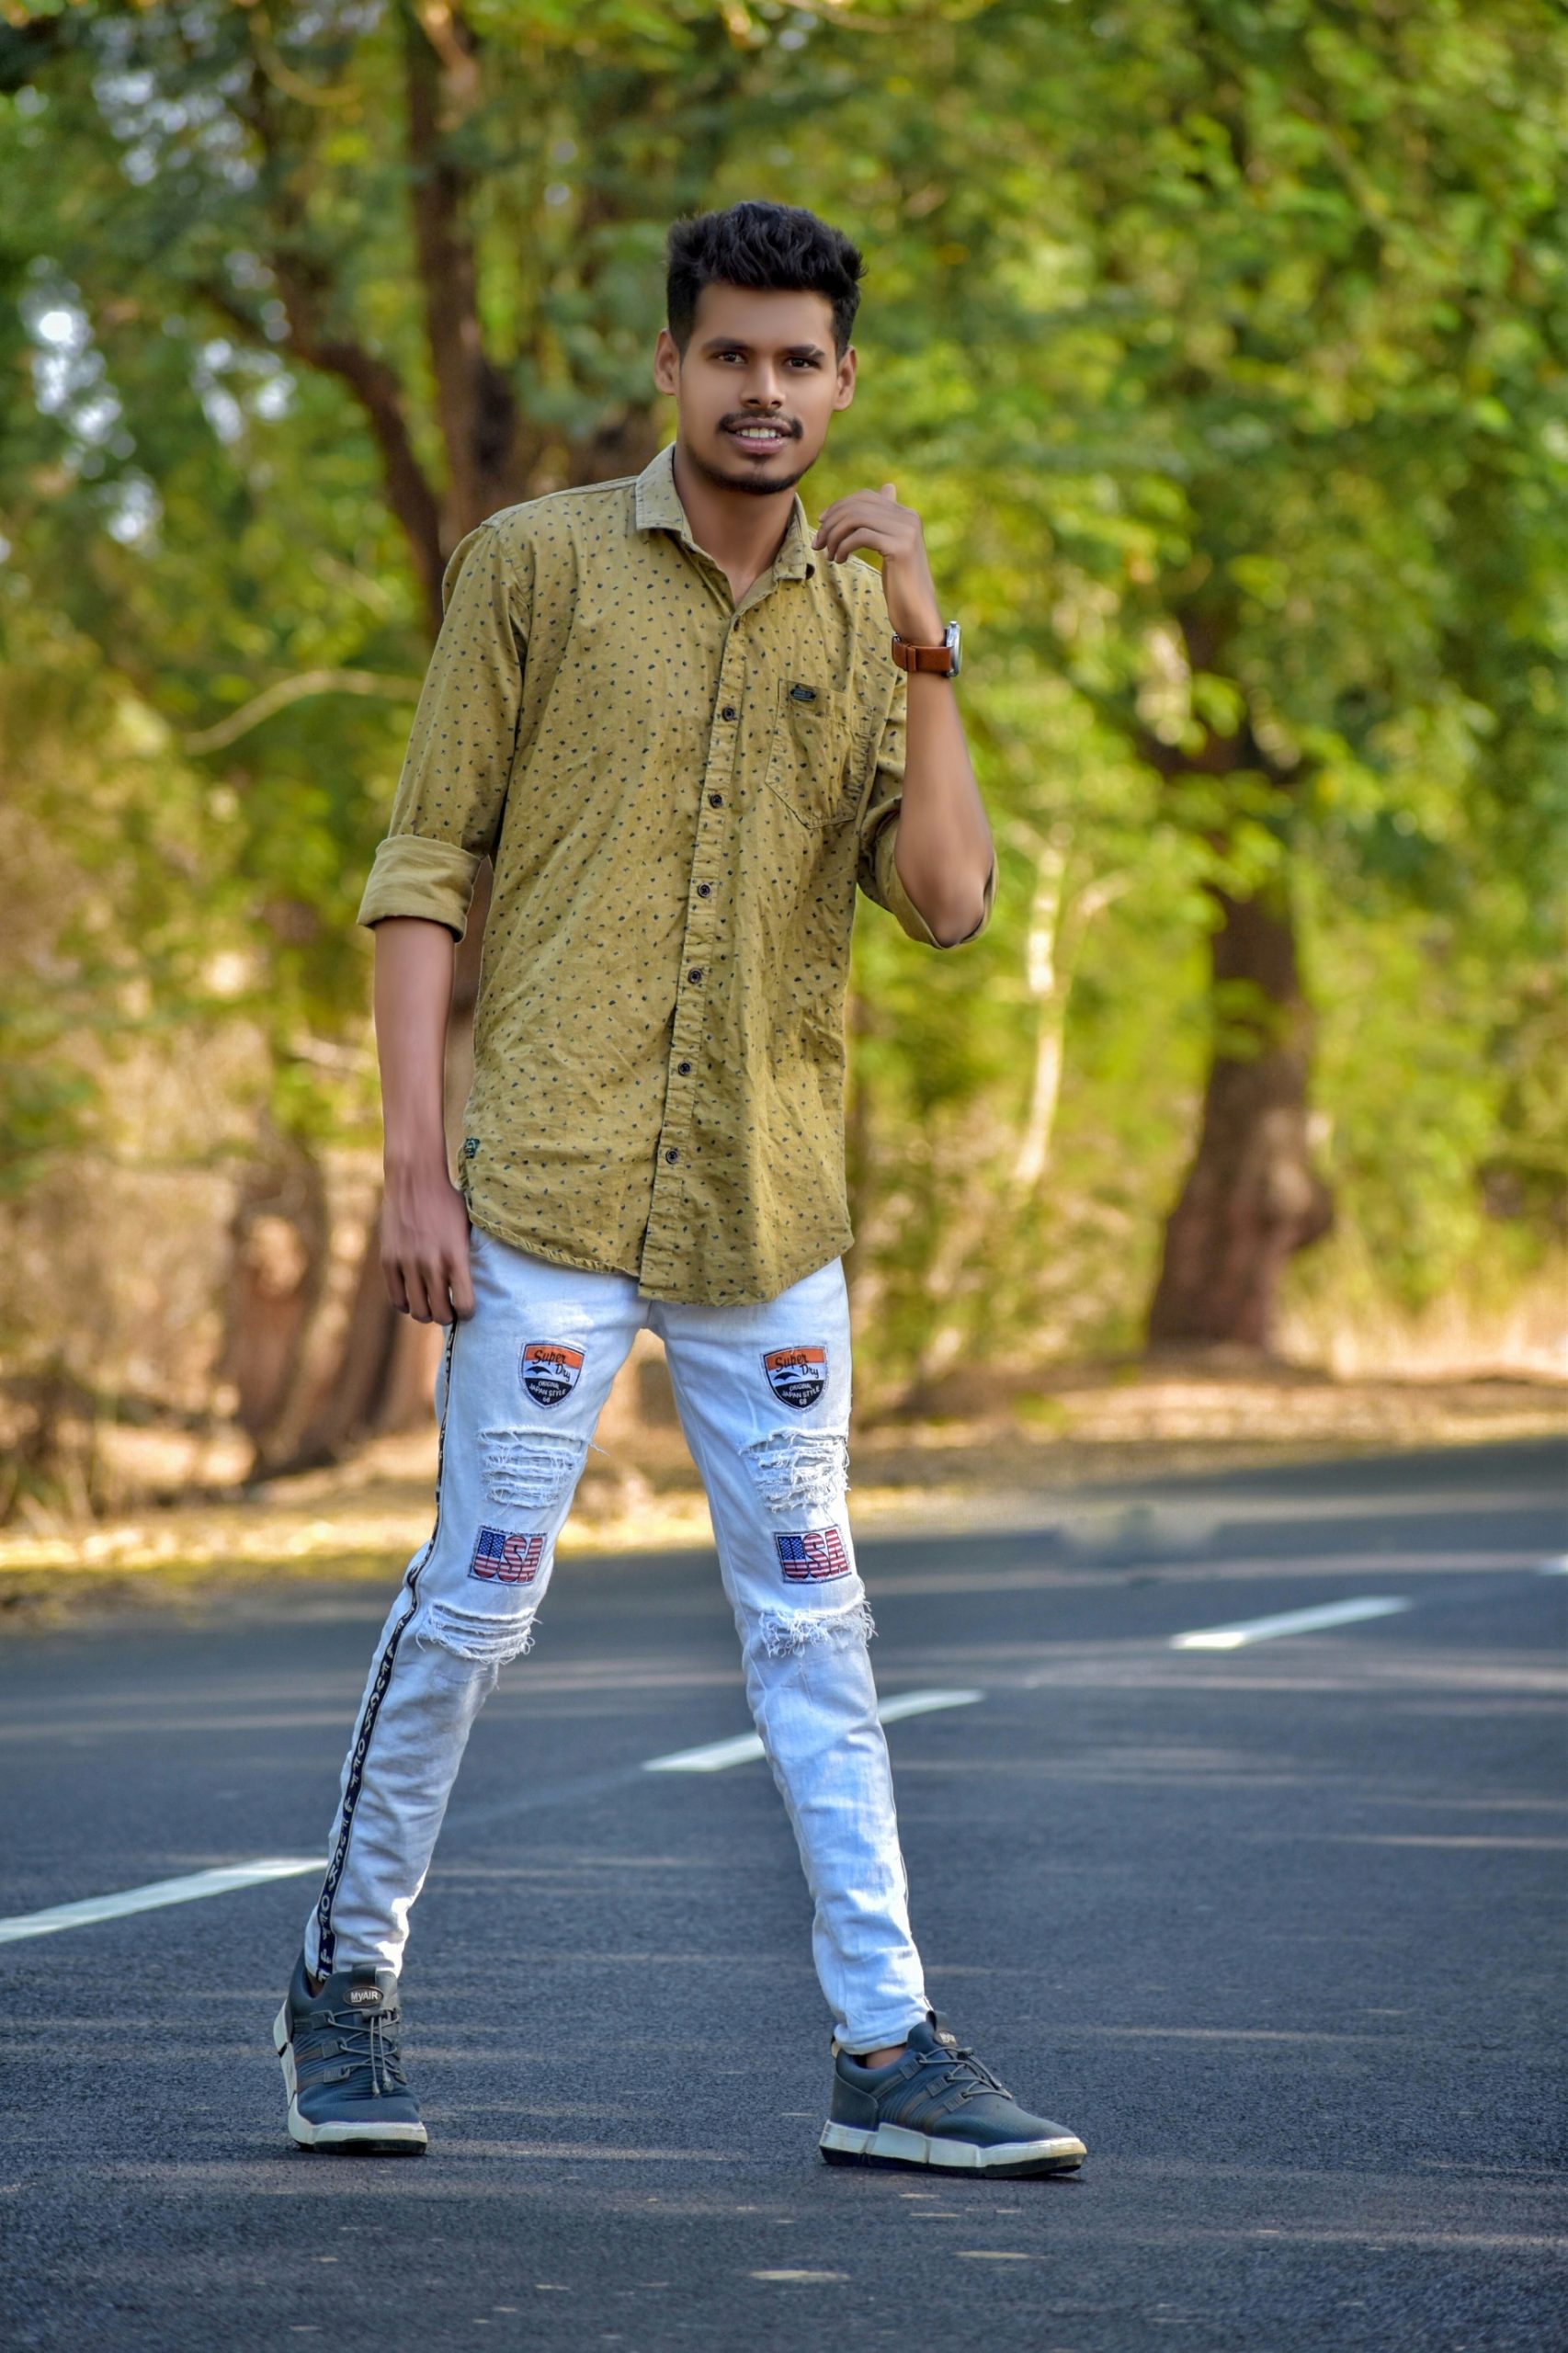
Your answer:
[944,621,962,676]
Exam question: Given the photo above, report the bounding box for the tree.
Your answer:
[1,0,873,1464]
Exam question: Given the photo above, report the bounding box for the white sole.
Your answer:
[819,2119,1085,2176]
[274,1998,427,2154]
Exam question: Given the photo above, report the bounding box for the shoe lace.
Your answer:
[925,2038,1009,2105]
[325,2003,408,2097]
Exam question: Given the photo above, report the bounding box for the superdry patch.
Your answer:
[470,1526,546,1585]
[762,1345,826,1410]
[520,1340,584,1407]
[776,1528,851,1582]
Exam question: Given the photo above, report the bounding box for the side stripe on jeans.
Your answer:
[312,1320,459,1976]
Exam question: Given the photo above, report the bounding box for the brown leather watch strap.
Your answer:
[891,623,960,676]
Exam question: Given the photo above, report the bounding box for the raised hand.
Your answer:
[812,482,945,646]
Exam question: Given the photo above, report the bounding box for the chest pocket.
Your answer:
[761,678,860,829]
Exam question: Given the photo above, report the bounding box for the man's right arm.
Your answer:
[374,916,473,1325]
[356,517,533,1324]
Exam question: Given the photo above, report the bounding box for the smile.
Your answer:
[725,424,791,451]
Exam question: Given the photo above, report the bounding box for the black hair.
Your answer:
[665,200,864,357]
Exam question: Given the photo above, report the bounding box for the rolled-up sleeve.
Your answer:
[357,521,531,938]
[856,674,996,949]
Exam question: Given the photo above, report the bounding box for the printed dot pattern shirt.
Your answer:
[357,442,994,1306]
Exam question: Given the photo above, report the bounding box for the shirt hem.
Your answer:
[466,1194,851,1308]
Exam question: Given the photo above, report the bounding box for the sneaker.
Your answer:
[273,1951,427,2154]
[819,2013,1085,2177]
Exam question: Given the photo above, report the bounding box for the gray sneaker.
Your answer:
[273,1951,426,2154]
[820,2013,1085,2177]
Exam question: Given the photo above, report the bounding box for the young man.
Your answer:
[275,201,1085,2179]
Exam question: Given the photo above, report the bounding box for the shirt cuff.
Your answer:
[356,835,483,938]
[878,838,996,949]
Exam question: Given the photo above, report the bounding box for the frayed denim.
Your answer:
[304,1229,929,2052]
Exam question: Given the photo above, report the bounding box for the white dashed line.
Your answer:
[0,1857,321,1947]
[642,1688,983,1773]
[1170,1597,1412,1651]
[1538,1555,1568,1576]
[1,1692,989,1941]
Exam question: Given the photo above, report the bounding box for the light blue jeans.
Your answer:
[303,1226,931,2053]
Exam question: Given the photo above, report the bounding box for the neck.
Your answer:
[671,440,799,597]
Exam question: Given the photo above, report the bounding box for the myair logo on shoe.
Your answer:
[347,1985,383,2007]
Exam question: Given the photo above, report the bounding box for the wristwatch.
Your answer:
[891,620,962,676]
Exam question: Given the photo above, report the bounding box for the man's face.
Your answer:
[653,283,856,497]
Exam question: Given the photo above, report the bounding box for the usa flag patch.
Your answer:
[776,1528,851,1582]
[469,1526,545,1585]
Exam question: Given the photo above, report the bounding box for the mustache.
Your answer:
[718,415,801,438]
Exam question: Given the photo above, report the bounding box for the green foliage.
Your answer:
[0,0,1562,1405]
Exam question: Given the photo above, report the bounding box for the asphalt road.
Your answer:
[2,1436,1565,2353]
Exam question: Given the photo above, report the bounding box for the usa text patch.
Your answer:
[470,1526,545,1585]
[520,1340,584,1407]
[762,1345,826,1410]
[776,1528,850,1582]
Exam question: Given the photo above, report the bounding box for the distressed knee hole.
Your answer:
[417,1598,538,1666]
[756,1598,876,1660]
[742,1429,850,1514]
[480,1427,585,1514]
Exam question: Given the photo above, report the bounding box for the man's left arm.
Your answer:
[813,483,994,947]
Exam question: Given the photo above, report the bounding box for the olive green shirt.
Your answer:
[357,441,994,1305]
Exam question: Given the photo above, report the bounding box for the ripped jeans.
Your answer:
[302,1227,931,2053]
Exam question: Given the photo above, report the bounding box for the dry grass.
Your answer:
[1,1361,1561,1630]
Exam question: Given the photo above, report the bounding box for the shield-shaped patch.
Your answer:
[520,1340,584,1408]
[762,1345,826,1411]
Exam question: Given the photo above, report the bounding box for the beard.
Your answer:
[684,421,812,497]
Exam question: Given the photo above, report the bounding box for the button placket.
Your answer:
[648,614,748,1242]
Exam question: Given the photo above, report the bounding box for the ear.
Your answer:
[833,344,857,413]
[653,327,681,398]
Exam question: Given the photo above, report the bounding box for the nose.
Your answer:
[742,362,786,409]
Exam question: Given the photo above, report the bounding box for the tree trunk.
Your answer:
[1147,880,1334,1351]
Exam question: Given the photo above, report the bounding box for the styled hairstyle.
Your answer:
[665,200,864,357]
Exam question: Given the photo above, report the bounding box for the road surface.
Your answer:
[1,1437,1564,2351]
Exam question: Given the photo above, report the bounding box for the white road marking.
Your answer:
[642,1688,983,1773]
[1539,1555,1568,1575]
[0,1857,320,1947]
[2,1692,989,1941]
[1171,1597,1411,1651]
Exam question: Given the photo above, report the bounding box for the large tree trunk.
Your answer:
[1147,879,1334,1351]
[219,5,707,1471]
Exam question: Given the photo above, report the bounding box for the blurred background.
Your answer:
[1,0,1563,1548]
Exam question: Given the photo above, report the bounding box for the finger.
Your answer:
[812,492,880,542]
[449,1250,476,1321]
[383,1256,411,1317]
[881,481,897,501]
[816,517,887,556]
[823,527,892,563]
[405,1263,436,1324]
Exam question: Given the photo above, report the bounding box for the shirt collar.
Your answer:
[632,441,815,583]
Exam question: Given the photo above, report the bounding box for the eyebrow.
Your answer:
[699,336,829,361]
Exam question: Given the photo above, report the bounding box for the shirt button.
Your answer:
[687,966,703,983]
[665,1147,679,1164]
[696,882,712,899]
[721,704,737,722]
[708,792,723,808]
[676,1060,692,1076]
